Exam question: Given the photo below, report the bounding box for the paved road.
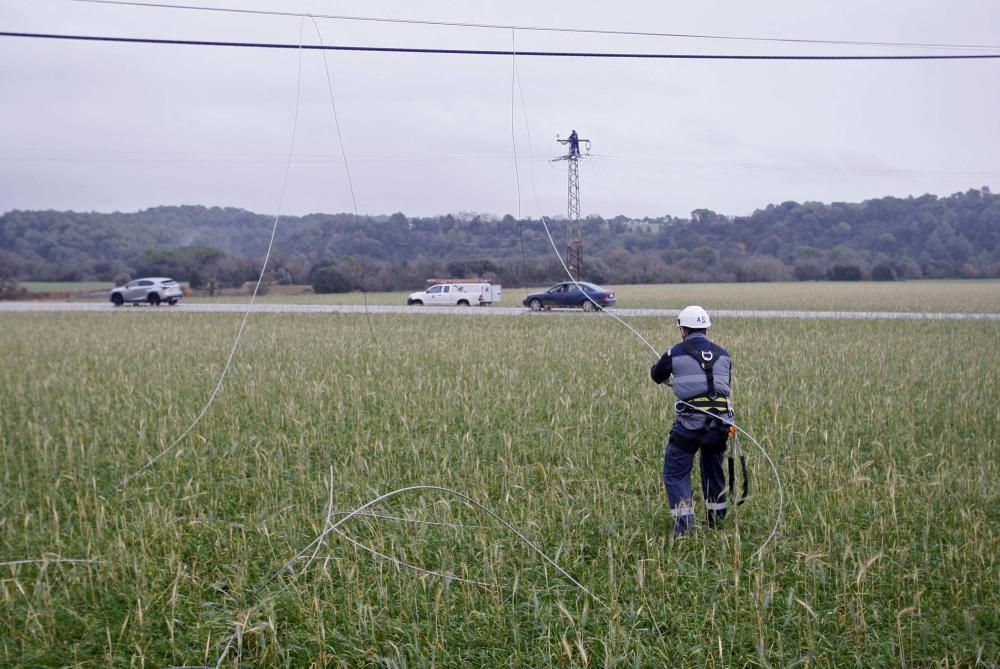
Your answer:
[1,301,997,320]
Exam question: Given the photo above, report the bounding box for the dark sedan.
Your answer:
[522,281,616,312]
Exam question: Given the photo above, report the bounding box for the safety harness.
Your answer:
[676,339,731,415]
[676,339,749,506]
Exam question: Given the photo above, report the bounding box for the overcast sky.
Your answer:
[2,0,999,219]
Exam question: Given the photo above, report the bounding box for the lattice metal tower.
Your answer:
[554,130,590,278]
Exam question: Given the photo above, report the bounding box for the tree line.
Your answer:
[1,188,998,294]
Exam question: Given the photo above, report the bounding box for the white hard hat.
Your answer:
[677,305,711,328]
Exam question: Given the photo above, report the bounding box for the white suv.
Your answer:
[109,277,183,306]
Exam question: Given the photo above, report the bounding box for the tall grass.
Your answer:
[1,309,997,667]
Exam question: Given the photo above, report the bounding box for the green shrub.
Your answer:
[311,265,353,294]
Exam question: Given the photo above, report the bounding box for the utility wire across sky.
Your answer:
[2,31,1000,60]
[64,0,1000,52]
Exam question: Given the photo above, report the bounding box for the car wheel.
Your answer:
[410,300,423,306]
[528,298,543,312]
[148,293,161,306]
[581,300,596,312]
[111,293,124,306]
[168,298,177,305]
[457,299,470,306]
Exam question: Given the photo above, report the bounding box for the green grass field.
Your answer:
[24,279,1000,314]
[19,281,114,294]
[1,294,998,667]
[224,279,1000,313]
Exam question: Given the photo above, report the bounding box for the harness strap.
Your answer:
[728,441,750,506]
[678,396,731,414]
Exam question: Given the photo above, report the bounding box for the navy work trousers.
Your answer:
[663,420,729,535]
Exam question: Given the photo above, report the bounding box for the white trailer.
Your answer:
[406,281,502,307]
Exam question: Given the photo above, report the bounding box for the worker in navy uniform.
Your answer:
[568,130,580,157]
[650,306,733,535]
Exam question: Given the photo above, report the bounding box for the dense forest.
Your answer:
[1,188,998,292]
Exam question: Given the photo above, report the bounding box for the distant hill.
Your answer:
[1,188,998,290]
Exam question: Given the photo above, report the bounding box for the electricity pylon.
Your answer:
[553,130,590,278]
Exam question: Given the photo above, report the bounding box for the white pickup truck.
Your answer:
[406,282,502,307]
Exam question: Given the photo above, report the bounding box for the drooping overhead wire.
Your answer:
[306,14,386,359]
[2,31,1000,60]
[117,18,308,488]
[65,0,1000,52]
